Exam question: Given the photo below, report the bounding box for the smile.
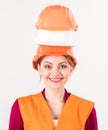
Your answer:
[49,78,63,83]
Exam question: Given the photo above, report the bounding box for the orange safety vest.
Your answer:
[18,92,94,130]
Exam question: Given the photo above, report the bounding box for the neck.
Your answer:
[44,88,65,103]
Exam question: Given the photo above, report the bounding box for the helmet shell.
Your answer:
[36,5,78,31]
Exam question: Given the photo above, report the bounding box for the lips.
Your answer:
[49,78,63,83]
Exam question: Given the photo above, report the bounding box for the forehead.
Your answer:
[41,55,68,63]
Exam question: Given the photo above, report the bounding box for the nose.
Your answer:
[51,67,60,76]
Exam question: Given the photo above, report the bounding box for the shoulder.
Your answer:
[17,92,42,104]
[69,94,95,125]
[70,93,94,105]
[69,94,95,117]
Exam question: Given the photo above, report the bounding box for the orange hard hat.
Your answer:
[36,5,78,31]
[32,45,77,70]
[35,4,78,46]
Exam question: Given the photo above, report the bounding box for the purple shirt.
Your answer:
[8,89,98,130]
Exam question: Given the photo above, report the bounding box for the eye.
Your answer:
[59,64,67,69]
[44,64,52,69]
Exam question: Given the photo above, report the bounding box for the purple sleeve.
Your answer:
[8,99,24,130]
[85,107,98,130]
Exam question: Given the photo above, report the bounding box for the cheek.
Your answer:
[38,65,48,77]
[40,69,50,77]
[64,69,72,77]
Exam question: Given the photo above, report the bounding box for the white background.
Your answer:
[0,0,108,129]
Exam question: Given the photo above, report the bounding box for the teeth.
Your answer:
[50,78,61,82]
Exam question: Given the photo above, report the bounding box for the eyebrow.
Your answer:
[43,61,68,65]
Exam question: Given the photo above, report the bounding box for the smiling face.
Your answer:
[38,55,73,90]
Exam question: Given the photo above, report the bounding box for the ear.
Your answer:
[37,64,41,75]
[69,67,74,76]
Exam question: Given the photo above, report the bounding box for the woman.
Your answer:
[8,4,98,130]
